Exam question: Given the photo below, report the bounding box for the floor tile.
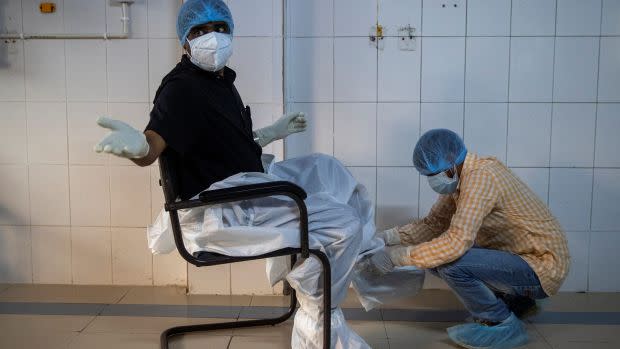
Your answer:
[168,334,231,349]
[232,318,293,337]
[68,333,159,349]
[0,314,94,333]
[250,295,293,307]
[543,293,620,313]
[381,289,465,310]
[544,342,619,349]
[0,284,10,293]
[349,320,388,339]
[0,284,129,303]
[386,322,459,348]
[533,324,620,346]
[119,286,251,306]
[341,289,364,308]
[83,316,234,335]
[229,335,290,349]
[0,332,77,349]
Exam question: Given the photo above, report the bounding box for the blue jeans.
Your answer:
[430,247,548,323]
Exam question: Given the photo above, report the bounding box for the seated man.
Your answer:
[94,1,375,347]
[371,129,570,349]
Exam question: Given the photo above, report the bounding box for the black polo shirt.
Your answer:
[146,55,264,200]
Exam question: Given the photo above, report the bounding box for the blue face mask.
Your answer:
[427,168,459,194]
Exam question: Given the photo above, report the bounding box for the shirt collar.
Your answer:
[181,54,237,84]
[456,152,476,192]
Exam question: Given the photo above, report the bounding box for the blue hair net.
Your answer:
[176,0,234,45]
[413,129,467,176]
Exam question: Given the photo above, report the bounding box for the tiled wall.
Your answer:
[285,0,620,292]
[0,0,285,294]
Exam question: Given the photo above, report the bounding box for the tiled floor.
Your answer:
[0,285,619,348]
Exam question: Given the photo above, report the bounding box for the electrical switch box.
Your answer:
[39,2,56,13]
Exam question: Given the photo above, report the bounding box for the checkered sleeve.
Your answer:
[397,194,456,246]
[405,169,500,268]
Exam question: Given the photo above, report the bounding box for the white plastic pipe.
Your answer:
[0,1,133,40]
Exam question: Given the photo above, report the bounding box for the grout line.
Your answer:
[462,2,468,137]
[546,0,559,205]
[506,0,512,164]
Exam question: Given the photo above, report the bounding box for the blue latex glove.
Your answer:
[447,313,529,349]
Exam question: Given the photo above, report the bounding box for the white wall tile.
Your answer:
[554,37,599,102]
[598,37,620,102]
[560,231,588,292]
[465,37,509,102]
[551,103,596,167]
[26,102,68,164]
[110,166,151,227]
[466,0,511,36]
[288,0,333,37]
[107,39,149,103]
[334,0,376,37]
[347,167,377,204]
[153,252,187,286]
[377,103,419,166]
[589,231,620,291]
[509,168,550,204]
[419,179,439,217]
[229,0,273,37]
[464,103,508,162]
[107,102,150,165]
[31,226,71,284]
[68,102,108,165]
[556,0,602,36]
[509,37,554,102]
[507,103,552,167]
[595,103,620,167]
[0,0,22,33]
[22,0,63,33]
[271,39,284,104]
[511,0,557,36]
[29,165,70,226]
[334,38,377,102]
[602,0,620,35]
[147,0,180,39]
[231,260,274,295]
[378,0,421,37]
[69,166,110,227]
[0,102,27,164]
[0,41,25,101]
[334,103,377,166]
[72,227,112,285]
[112,227,152,285]
[420,103,464,136]
[63,0,106,34]
[549,169,593,231]
[0,165,30,226]
[24,40,66,101]
[378,37,421,102]
[0,226,32,283]
[285,103,334,158]
[106,0,148,38]
[148,39,181,102]
[591,169,620,231]
[421,37,465,102]
[288,38,333,102]
[422,0,466,36]
[66,40,107,102]
[228,37,273,103]
[188,264,231,294]
[377,167,419,230]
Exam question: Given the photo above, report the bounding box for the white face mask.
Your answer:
[427,167,459,195]
[187,32,233,72]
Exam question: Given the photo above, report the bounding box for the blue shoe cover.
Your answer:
[447,313,529,349]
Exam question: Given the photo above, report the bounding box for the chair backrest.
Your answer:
[158,150,180,206]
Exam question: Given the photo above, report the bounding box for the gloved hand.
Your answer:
[94,116,149,159]
[376,227,401,246]
[369,246,413,274]
[254,112,307,147]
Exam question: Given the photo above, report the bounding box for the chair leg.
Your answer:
[160,275,298,349]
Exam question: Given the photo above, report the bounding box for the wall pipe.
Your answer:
[0,1,134,40]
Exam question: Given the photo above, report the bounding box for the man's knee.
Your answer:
[435,262,470,281]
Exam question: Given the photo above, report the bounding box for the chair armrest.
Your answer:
[165,181,311,258]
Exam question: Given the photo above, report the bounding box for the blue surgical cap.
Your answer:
[413,129,467,176]
[176,0,234,45]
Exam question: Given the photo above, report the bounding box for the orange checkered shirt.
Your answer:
[397,153,570,296]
